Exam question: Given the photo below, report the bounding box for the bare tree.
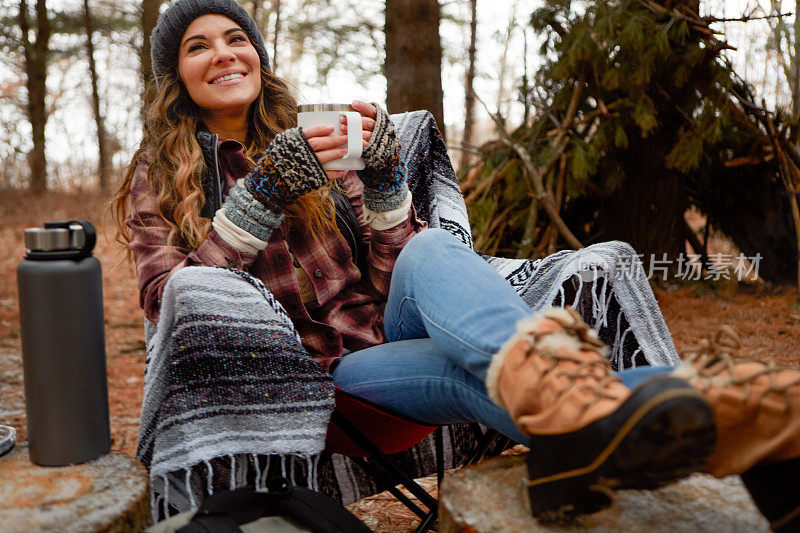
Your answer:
[385,0,445,138]
[793,0,800,118]
[83,0,111,192]
[19,0,52,193]
[765,0,800,118]
[271,0,281,72]
[459,0,477,173]
[494,0,518,127]
[140,0,164,111]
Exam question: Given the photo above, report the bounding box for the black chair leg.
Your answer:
[332,412,439,512]
[464,424,509,466]
[333,415,511,533]
[434,426,445,487]
[351,457,429,521]
[416,509,438,533]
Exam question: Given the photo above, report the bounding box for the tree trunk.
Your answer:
[385,0,445,139]
[20,0,51,194]
[459,0,477,173]
[793,0,800,120]
[83,0,111,193]
[598,128,689,267]
[494,2,516,126]
[271,0,280,72]
[140,0,163,113]
[251,0,259,21]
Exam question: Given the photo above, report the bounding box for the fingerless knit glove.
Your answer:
[358,104,409,212]
[221,127,328,242]
[245,127,329,211]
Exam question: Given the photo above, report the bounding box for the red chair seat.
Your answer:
[325,387,438,456]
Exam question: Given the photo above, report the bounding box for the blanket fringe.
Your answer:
[205,460,213,496]
[229,454,236,490]
[150,453,324,523]
[162,475,169,520]
[185,467,196,510]
[253,454,261,489]
[550,273,644,371]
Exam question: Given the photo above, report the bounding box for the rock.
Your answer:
[439,455,769,532]
[0,442,150,533]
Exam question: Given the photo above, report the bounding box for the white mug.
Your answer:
[297,104,365,171]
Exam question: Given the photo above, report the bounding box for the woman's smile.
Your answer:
[209,71,247,85]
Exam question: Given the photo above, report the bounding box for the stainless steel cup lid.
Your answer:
[24,224,86,252]
[297,103,352,112]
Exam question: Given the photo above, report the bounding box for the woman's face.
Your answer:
[177,14,261,117]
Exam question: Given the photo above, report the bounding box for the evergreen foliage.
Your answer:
[464,0,798,283]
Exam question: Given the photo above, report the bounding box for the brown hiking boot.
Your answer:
[487,307,716,521]
[673,326,800,477]
[486,307,629,435]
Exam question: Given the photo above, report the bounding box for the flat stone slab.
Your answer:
[440,454,770,532]
[0,442,150,533]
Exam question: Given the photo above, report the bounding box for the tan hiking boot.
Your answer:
[486,307,630,435]
[487,307,716,521]
[673,326,800,477]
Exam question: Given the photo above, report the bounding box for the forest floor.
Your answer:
[1,189,799,532]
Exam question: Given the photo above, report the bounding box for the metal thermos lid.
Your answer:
[25,228,69,251]
[25,224,86,252]
[23,220,96,260]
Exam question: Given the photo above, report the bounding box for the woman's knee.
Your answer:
[409,227,460,248]
[163,265,207,295]
[163,266,266,308]
[398,228,461,264]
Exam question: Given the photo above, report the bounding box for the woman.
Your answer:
[113,0,800,526]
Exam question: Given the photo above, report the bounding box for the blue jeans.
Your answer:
[332,229,673,444]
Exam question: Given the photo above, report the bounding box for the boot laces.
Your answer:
[522,308,620,409]
[682,326,800,414]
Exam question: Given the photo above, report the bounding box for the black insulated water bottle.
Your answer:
[17,220,111,466]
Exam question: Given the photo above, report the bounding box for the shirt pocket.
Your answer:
[321,231,354,267]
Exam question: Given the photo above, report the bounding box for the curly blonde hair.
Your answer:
[111,64,338,258]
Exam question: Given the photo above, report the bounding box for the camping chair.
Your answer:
[325,387,510,533]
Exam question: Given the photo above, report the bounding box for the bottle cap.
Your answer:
[23,220,96,260]
[24,227,72,252]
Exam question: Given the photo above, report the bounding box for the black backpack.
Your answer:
[176,481,371,533]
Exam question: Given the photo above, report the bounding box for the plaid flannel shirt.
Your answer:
[127,140,427,371]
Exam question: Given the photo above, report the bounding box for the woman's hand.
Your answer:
[303,124,349,181]
[244,127,340,213]
[340,100,377,146]
[343,102,409,213]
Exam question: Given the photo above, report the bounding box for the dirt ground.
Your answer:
[1,190,799,531]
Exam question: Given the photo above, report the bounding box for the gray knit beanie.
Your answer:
[150,0,270,84]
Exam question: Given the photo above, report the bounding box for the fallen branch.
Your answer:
[546,155,568,255]
[475,91,584,251]
[683,219,711,272]
[545,102,620,137]
[705,13,792,23]
[724,154,765,167]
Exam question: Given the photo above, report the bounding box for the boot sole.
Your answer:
[527,376,716,522]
